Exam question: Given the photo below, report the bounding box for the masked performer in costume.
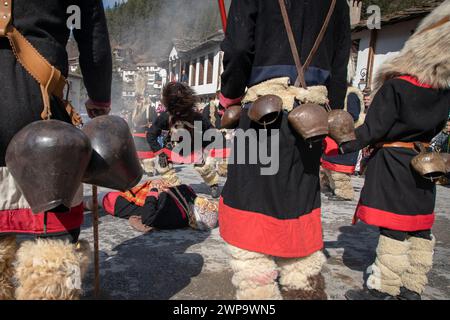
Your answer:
[147,82,226,198]
[0,0,112,300]
[218,0,350,300]
[341,1,450,300]
[321,59,366,201]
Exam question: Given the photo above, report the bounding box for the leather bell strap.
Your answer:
[0,0,67,121]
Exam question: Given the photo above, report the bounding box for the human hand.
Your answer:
[85,99,111,119]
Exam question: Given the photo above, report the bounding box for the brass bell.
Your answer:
[441,152,450,173]
[248,95,283,126]
[288,103,329,142]
[5,120,92,213]
[411,143,447,181]
[328,109,357,145]
[220,105,242,129]
[82,115,143,191]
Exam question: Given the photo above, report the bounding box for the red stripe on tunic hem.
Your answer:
[322,160,355,174]
[219,197,324,258]
[137,151,155,159]
[0,204,84,235]
[355,203,435,231]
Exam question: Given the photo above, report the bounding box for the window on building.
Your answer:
[198,58,205,86]
[190,61,196,86]
[207,54,214,84]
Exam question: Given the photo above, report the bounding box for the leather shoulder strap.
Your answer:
[303,0,337,72]
[0,0,79,124]
[278,0,337,88]
[278,0,307,88]
[0,0,12,36]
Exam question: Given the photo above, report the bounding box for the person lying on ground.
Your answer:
[84,180,219,233]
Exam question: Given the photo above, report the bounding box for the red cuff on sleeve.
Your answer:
[219,93,242,109]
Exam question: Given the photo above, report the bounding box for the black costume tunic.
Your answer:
[0,0,112,236]
[103,185,197,230]
[341,76,450,232]
[219,0,351,257]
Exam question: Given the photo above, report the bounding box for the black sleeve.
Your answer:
[220,0,258,100]
[73,0,112,103]
[347,93,361,122]
[147,114,169,152]
[341,81,399,153]
[327,0,351,110]
[202,104,211,124]
[140,194,159,226]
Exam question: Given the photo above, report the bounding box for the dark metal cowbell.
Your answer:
[288,103,329,142]
[82,115,143,191]
[5,120,92,214]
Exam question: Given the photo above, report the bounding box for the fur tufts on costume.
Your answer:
[14,239,91,300]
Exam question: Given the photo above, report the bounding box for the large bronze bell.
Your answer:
[328,110,357,145]
[5,120,92,214]
[411,143,447,180]
[248,95,283,126]
[288,103,329,142]
[82,115,143,191]
[441,153,450,173]
[221,105,242,129]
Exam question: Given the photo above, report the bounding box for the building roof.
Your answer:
[172,38,203,54]
[352,2,441,32]
[137,62,158,67]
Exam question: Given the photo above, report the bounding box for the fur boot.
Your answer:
[0,236,17,300]
[320,167,330,189]
[278,251,327,300]
[227,244,282,300]
[326,170,354,201]
[217,159,228,178]
[194,162,219,187]
[156,163,182,187]
[14,239,91,300]
[366,235,410,297]
[401,236,436,295]
[141,159,156,176]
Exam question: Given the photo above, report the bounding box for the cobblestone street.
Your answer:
[80,165,450,300]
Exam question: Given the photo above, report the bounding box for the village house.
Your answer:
[350,1,442,91]
[164,31,225,102]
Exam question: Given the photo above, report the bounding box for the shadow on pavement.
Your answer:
[83,229,210,300]
[325,222,379,277]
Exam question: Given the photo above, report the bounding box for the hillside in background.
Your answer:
[105,0,443,63]
[106,0,229,63]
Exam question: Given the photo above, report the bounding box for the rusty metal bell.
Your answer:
[82,115,143,191]
[440,152,450,173]
[5,120,92,214]
[288,103,329,142]
[411,143,447,180]
[221,105,242,129]
[248,95,283,126]
[328,110,357,145]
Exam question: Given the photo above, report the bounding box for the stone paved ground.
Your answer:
[80,165,450,300]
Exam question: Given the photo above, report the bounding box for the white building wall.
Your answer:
[191,47,222,96]
[352,18,420,89]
